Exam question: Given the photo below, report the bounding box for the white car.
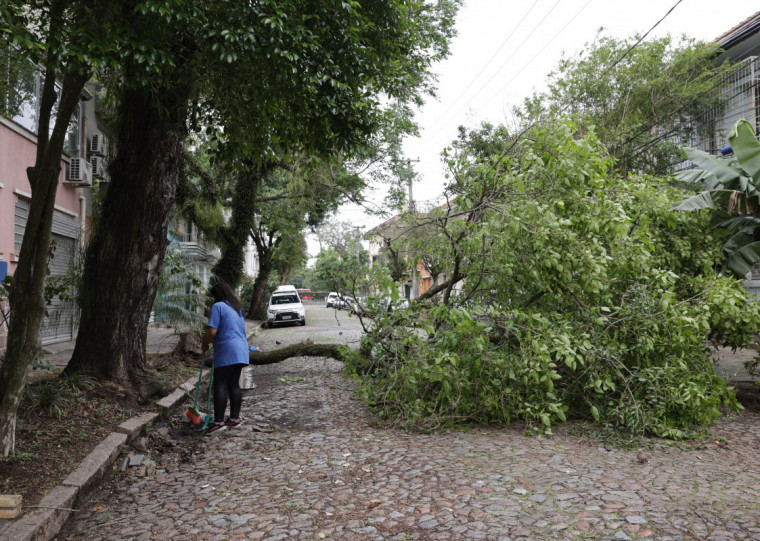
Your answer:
[326,292,339,308]
[267,290,306,327]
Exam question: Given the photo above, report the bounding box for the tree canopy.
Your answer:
[348,120,760,438]
[518,32,733,175]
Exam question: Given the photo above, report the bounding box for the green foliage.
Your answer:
[347,121,758,438]
[673,120,760,276]
[152,250,206,333]
[26,382,67,419]
[59,371,97,396]
[22,373,97,420]
[519,32,733,175]
[238,278,256,314]
[311,247,368,294]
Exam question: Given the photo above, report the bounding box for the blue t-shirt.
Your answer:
[207,301,249,368]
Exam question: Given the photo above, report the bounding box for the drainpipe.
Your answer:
[78,192,87,235]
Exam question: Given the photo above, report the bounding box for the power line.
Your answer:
[423,0,541,134]
[478,0,595,115]
[415,0,588,157]
[453,0,562,115]
[416,0,685,161]
[598,0,684,77]
[416,0,564,154]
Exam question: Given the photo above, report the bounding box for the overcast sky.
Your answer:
[317,0,760,257]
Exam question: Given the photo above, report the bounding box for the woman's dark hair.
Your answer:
[209,282,243,316]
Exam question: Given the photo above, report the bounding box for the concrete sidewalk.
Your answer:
[713,346,757,382]
[36,320,263,373]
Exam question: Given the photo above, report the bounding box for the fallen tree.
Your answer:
[173,332,349,367]
[248,342,348,366]
[346,122,760,439]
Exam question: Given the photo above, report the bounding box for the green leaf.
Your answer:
[675,169,708,184]
[725,241,760,277]
[671,190,715,211]
[717,216,760,231]
[729,119,760,182]
[683,147,742,187]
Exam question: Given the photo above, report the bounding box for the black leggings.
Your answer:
[213,364,245,422]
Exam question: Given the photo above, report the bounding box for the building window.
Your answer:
[14,196,29,254]
[1,49,82,154]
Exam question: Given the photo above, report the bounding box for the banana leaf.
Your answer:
[675,168,708,184]
[683,146,743,187]
[729,119,760,182]
[717,215,760,231]
[725,240,760,277]
[722,227,756,256]
[721,174,749,193]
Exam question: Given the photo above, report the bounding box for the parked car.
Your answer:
[266,288,306,327]
[350,296,367,316]
[334,295,356,310]
[326,292,339,308]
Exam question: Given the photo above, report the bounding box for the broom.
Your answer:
[185,351,214,430]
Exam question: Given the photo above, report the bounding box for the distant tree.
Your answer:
[312,247,368,294]
[519,32,733,175]
[314,219,365,259]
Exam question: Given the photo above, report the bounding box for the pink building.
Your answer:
[0,60,94,351]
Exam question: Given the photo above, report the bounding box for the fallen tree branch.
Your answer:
[249,342,348,365]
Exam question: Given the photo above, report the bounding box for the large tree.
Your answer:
[66,0,460,398]
[0,1,120,455]
[65,0,212,396]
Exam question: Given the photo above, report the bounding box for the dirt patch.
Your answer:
[0,352,198,505]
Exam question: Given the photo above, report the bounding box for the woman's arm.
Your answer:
[201,326,217,354]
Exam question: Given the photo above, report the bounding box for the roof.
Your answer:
[715,10,760,50]
[366,199,459,239]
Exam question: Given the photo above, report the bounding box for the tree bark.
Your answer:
[212,165,262,288]
[249,342,347,365]
[65,82,192,400]
[0,55,89,455]
[246,254,273,319]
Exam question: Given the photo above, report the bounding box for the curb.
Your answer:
[0,373,205,541]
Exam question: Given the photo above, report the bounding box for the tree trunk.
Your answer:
[65,83,191,400]
[0,59,89,455]
[249,342,347,365]
[212,166,262,288]
[246,255,273,319]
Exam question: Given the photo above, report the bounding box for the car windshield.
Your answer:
[271,294,299,305]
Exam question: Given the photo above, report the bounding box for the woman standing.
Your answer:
[201,282,249,433]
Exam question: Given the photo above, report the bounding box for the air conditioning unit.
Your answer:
[65,158,92,186]
[90,156,108,180]
[89,133,108,156]
[67,131,79,155]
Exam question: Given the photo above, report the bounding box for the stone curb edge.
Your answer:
[0,373,207,541]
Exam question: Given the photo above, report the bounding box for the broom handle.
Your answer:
[193,351,206,410]
[206,360,214,412]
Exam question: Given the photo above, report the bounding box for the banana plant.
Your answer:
[673,119,760,277]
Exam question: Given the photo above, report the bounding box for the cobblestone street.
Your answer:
[58,307,760,540]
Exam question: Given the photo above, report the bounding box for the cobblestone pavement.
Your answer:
[58,307,760,540]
